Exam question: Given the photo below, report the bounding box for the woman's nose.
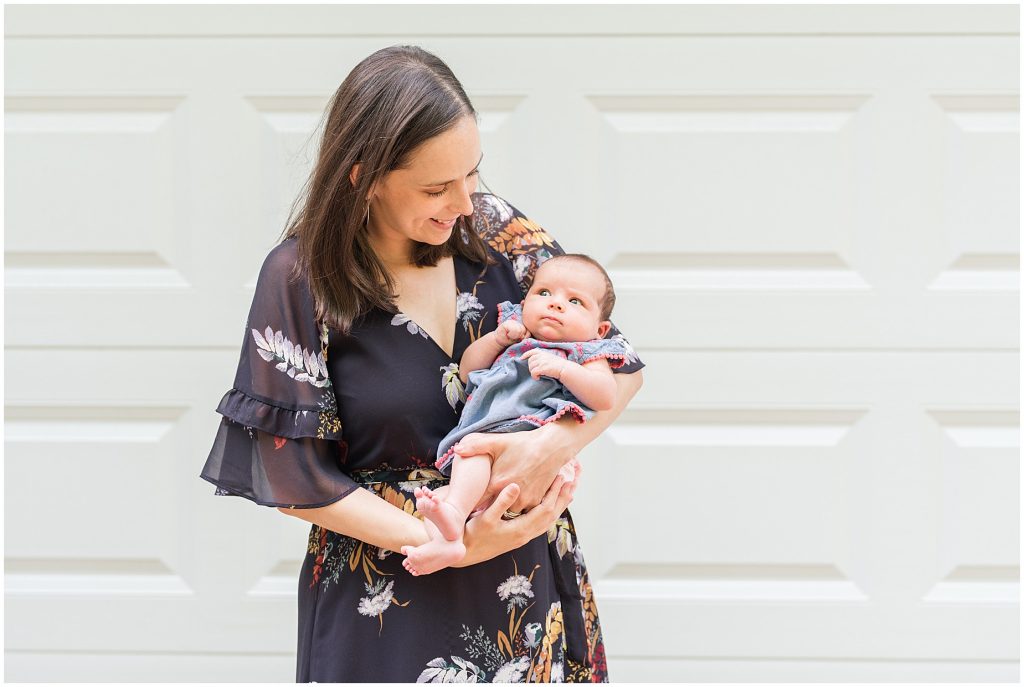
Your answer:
[449,178,475,217]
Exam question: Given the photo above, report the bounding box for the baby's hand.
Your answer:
[520,349,570,381]
[495,320,528,348]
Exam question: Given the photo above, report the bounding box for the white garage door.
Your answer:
[5,5,1018,682]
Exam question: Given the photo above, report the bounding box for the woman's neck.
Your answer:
[366,225,415,271]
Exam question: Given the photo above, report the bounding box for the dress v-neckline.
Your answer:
[395,254,464,363]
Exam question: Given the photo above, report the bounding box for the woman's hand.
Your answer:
[451,421,578,513]
[453,465,579,568]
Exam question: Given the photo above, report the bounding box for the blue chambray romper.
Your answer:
[435,300,631,472]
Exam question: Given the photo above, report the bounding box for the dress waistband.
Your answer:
[349,467,446,485]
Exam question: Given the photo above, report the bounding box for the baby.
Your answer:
[401,254,632,575]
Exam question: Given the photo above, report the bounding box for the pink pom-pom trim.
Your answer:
[578,352,628,369]
[516,401,588,427]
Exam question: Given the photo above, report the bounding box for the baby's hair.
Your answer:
[535,254,616,322]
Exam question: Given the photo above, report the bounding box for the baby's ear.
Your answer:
[597,321,612,339]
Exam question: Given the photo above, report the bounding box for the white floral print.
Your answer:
[511,254,533,287]
[513,248,555,296]
[456,291,484,331]
[548,517,575,560]
[497,574,534,613]
[497,574,533,601]
[417,656,485,683]
[252,326,330,388]
[491,195,514,224]
[550,661,564,682]
[392,313,429,338]
[492,655,530,682]
[523,622,543,649]
[440,363,467,412]
[357,579,395,617]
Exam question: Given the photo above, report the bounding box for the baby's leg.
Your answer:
[401,517,466,576]
[416,453,490,541]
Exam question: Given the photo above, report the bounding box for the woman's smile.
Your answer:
[430,217,458,228]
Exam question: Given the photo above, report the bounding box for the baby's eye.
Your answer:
[538,288,550,296]
[570,298,582,305]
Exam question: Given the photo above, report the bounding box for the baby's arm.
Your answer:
[458,320,528,385]
[520,351,617,411]
[558,358,617,411]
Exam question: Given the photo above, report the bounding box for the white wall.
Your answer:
[4,5,1018,682]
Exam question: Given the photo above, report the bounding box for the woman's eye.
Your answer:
[427,170,478,198]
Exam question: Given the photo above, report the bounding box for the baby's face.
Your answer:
[521,260,611,343]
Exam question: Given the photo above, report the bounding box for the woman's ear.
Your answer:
[350,163,376,202]
[597,321,612,339]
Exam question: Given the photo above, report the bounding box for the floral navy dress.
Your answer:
[200,193,645,682]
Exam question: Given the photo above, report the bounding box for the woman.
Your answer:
[200,45,644,682]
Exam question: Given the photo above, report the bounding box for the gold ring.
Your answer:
[502,509,523,520]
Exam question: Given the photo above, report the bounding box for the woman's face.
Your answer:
[364,114,482,256]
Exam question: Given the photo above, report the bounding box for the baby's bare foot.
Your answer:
[416,487,466,541]
[415,486,441,516]
[400,548,421,576]
[401,538,466,576]
[559,458,582,484]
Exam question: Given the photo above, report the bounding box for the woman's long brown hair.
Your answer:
[279,45,495,335]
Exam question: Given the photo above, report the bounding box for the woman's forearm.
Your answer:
[277,489,430,553]
[471,368,643,512]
